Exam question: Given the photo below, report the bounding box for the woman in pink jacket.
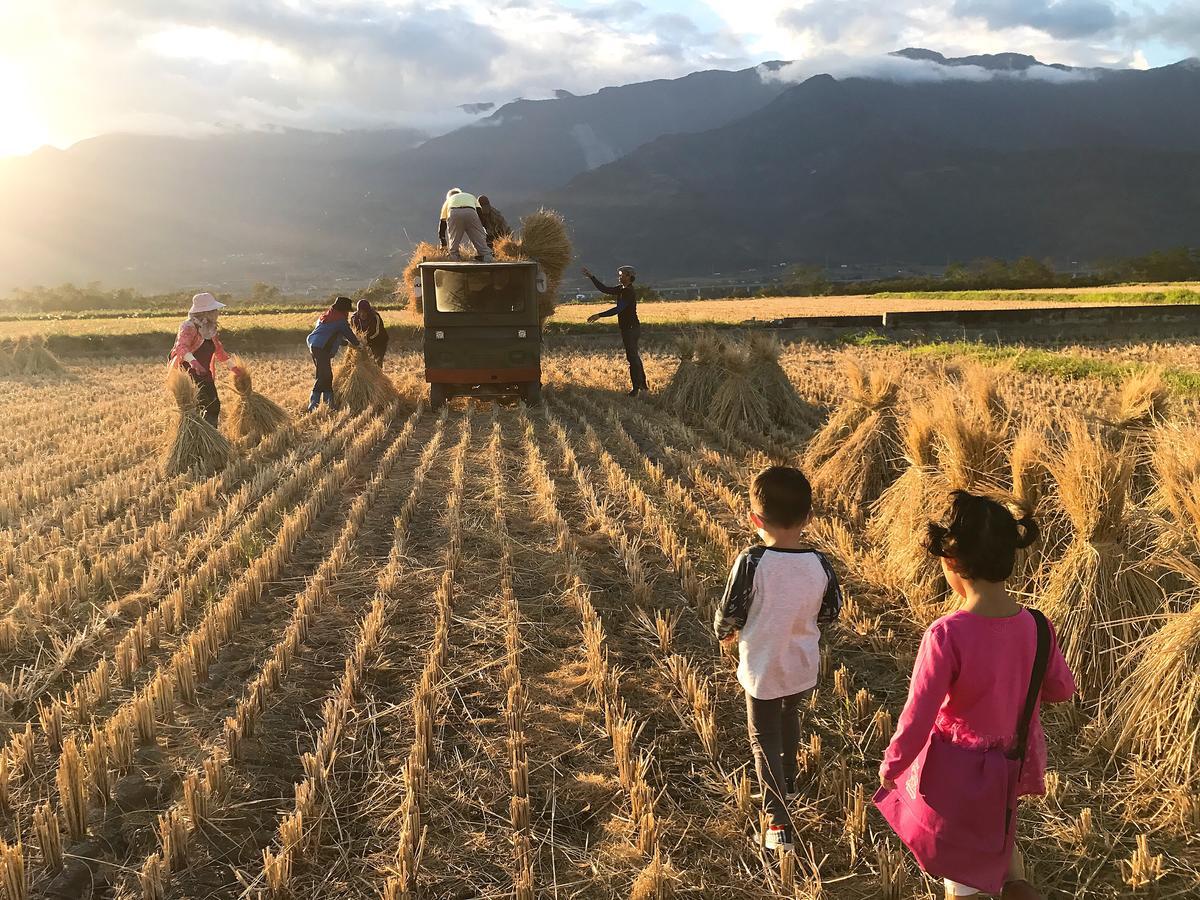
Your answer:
[879,491,1076,900]
[169,292,230,428]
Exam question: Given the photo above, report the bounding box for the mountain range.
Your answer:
[1,50,1198,293]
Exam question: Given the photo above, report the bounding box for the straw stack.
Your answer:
[161,365,233,476]
[226,356,291,446]
[664,331,812,434]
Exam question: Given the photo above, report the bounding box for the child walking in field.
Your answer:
[876,491,1076,900]
[714,466,842,852]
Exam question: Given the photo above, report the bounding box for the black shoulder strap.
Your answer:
[1011,607,1051,764]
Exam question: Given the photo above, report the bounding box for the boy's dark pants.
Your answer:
[746,689,809,830]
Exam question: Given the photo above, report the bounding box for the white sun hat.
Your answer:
[188,292,226,315]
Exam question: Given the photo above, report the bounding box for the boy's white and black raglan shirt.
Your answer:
[714,546,842,700]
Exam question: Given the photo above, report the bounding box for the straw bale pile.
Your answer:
[161,365,232,476]
[664,331,814,434]
[226,356,291,446]
[0,336,65,376]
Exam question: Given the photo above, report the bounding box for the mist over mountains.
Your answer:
[2,50,1198,293]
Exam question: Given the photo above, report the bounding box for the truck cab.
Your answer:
[419,261,544,407]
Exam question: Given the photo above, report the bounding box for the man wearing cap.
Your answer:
[169,292,230,428]
[583,264,648,396]
[438,188,491,260]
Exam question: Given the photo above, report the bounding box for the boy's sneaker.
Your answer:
[763,825,794,853]
[751,779,800,802]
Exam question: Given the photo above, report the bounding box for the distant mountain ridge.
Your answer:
[1,50,1198,292]
[0,62,788,290]
[553,52,1200,277]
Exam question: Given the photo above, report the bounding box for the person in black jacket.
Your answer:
[583,264,648,396]
[351,298,389,368]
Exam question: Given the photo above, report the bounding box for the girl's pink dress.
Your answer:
[881,608,1076,797]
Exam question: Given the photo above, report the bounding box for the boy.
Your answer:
[714,466,841,852]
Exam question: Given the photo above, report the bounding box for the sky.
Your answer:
[0,0,1196,158]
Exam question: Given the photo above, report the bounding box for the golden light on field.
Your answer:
[0,58,50,157]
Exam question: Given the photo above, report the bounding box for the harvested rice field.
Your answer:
[3,340,1200,900]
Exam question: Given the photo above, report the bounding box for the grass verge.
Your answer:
[875,288,1200,305]
[909,341,1200,399]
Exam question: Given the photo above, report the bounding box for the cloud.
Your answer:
[952,0,1124,40]
[1,0,1191,155]
[1126,2,1200,54]
[778,1,919,44]
[763,50,1096,85]
[1,0,749,149]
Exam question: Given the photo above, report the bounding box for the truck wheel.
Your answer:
[429,383,450,409]
[519,382,542,406]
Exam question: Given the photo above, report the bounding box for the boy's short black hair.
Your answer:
[750,466,812,528]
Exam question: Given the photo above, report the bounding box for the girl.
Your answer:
[351,298,389,368]
[879,491,1076,900]
[169,292,230,428]
[306,296,360,411]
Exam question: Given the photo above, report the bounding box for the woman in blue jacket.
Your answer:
[306,296,361,411]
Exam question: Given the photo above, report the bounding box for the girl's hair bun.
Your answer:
[1014,514,1041,550]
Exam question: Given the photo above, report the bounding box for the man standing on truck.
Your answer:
[438,188,491,260]
[583,264,648,396]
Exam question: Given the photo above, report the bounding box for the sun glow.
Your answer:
[0,59,51,157]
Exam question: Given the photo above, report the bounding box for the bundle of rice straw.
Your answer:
[226,356,291,446]
[805,362,902,525]
[960,364,1009,422]
[1149,423,1200,569]
[664,332,718,413]
[1105,368,1171,434]
[805,360,896,470]
[1042,416,1164,699]
[495,209,573,321]
[161,365,233,476]
[1002,421,1075,592]
[660,335,697,409]
[866,373,1014,620]
[1106,553,1200,786]
[402,242,458,314]
[333,345,400,413]
[867,404,940,584]
[745,332,818,431]
[709,345,773,435]
[1,336,65,376]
